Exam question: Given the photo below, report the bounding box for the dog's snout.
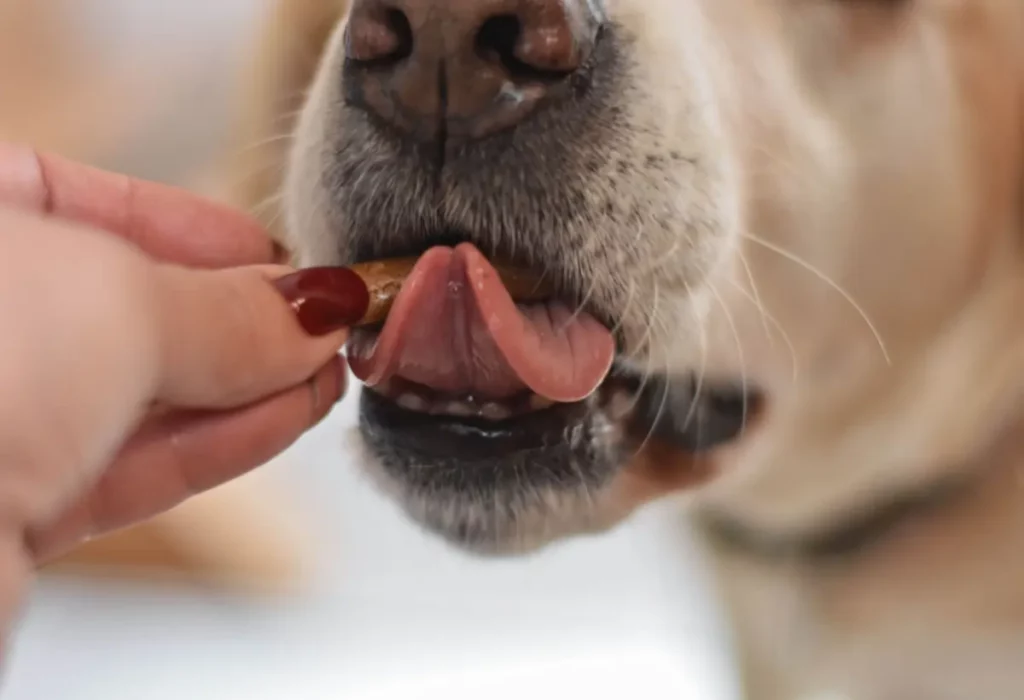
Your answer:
[343,0,602,142]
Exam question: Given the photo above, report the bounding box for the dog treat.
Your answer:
[349,257,552,327]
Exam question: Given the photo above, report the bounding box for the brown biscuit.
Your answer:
[350,258,553,326]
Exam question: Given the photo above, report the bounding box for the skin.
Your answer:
[0,142,351,649]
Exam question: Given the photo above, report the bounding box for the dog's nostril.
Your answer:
[385,9,414,61]
[346,7,413,66]
[476,16,521,68]
[477,14,579,83]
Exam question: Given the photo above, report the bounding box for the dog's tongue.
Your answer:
[348,243,614,403]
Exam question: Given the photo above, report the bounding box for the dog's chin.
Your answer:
[356,379,627,555]
[354,368,756,555]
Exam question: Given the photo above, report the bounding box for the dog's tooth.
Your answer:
[347,335,377,361]
[373,378,395,397]
[480,402,512,421]
[396,393,428,412]
[441,401,474,417]
[528,394,555,412]
[606,390,634,421]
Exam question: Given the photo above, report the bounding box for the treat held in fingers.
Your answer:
[348,253,554,327]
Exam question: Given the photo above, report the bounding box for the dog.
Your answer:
[224,0,1024,697]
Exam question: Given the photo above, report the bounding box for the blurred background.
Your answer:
[0,2,740,698]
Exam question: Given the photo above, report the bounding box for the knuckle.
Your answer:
[0,143,47,211]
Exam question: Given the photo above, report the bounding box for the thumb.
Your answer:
[152,264,367,409]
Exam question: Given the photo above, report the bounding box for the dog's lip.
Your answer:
[356,359,650,457]
[348,236,762,458]
[359,356,761,475]
[360,387,595,461]
[348,232,643,464]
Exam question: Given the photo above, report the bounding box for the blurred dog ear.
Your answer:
[221,0,349,247]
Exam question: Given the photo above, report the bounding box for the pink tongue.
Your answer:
[348,243,615,403]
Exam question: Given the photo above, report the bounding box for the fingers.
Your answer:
[0,143,354,410]
[0,207,359,559]
[27,356,347,563]
[0,142,275,267]
[0,536,31,648]
[152,264,360,409]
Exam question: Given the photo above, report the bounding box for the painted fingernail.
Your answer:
[273,267,370,336]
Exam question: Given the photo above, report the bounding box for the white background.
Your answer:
[6,390,740,700]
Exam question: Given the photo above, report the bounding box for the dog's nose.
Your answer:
[343,0,602,142]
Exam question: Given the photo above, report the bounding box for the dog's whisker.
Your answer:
[568,449,597,513]
[622,278,660,366]
[249,190,286,218]
[212,154,290,197]
[234,130,299,156]
[262,208,288,234]
[630,333,673,463]
[680,277,708,433]
[622,284,664,421]
[724,278,800,383]
[742,232,891,366]
[708,281,750,433]
[560,261,602,332]
[735,244,773,347]
[254,81,316,114]
[608,277,637,339]
[635,239,684,279]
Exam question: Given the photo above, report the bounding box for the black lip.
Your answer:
[361,388,591,461]
[360,369,761,471]
[359,389,618,495]
[625,374,761,452]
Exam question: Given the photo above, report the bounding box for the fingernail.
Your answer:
[273,267,369,336]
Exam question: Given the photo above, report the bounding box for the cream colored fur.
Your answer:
[225,1,1024,697]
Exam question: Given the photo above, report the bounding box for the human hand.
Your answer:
[0,144,363,635]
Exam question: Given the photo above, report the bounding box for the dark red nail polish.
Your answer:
[274,267,370,336]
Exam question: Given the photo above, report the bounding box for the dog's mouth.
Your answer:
[346,238,756,451]
[348,240,627,456]
[343,239,758,550]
